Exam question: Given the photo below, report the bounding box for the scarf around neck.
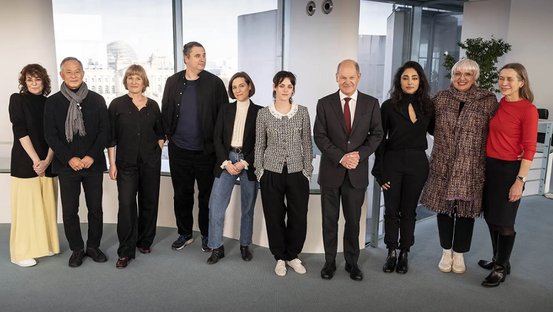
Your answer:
[61,82,88,142]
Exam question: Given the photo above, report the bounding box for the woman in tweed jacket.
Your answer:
[254,71,313,277]
[420,59,498,274]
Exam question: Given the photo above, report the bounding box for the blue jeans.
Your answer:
[208,151,258,249]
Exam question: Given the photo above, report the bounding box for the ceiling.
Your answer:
[366,0,467,12]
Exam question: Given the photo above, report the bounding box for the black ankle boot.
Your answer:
[482,233,515,287]
[206,246,225,265]
[382,249,397,273]
[396,249,409,274]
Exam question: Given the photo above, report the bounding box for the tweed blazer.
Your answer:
[420,85,498,218]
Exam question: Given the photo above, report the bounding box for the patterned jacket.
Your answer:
[254,104,313,181]
[420,85,498,218]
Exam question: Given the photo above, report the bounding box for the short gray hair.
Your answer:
[60,57,83,71]
[451,58,480,83]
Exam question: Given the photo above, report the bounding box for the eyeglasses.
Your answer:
[453,72,474,79]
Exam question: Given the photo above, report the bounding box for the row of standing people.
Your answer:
[8,42,538,287]
[8,41,381,282]
[372,58,538,288]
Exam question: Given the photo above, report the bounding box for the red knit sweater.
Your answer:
[487,97,539,161]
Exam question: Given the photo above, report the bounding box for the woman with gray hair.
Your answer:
[420,59,498,274]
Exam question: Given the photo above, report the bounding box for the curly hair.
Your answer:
[18,63,51,96]
[389,61,433,117]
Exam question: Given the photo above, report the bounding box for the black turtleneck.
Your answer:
[8,92,54,178]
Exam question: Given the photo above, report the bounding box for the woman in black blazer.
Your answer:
[206,72,262,264]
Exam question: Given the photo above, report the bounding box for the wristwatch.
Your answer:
[517,175,527,183]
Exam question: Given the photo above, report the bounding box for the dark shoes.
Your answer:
[201,236,211,252]
[86,247,107,263]
[320,261,337,280]
[137,246,151,254]
[478,259,511,274]
[207,246,225,264]
[345,263,363,281]
[171,234,194,250]
[116,257,131,269]
[481,233,516,288]
[240,245,253,261]
[396,250,409,274]
[383,249,397,273]
[68,249,86,267]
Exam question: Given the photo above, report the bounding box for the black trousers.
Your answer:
[58,171,103,251]
[382,149,428,250]
[437,213,474,253]
[260,167,309,261]
[168,141,215,237]
[116,157,161,258]
[321,173,366,265]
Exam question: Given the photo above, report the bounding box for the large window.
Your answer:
[52,0,174,104]
[181,0,279,106]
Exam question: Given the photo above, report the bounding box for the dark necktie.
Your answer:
[344,97,352,135]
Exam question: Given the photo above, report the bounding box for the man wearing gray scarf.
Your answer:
[44,57,110,268]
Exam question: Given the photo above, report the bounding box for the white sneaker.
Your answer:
[275,260,287,276]
[11,258,37,267]
[286,258,307,274]
[452,252,466,273]
[438,249,453,272]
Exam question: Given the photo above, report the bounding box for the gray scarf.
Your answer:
[61,82,88,142]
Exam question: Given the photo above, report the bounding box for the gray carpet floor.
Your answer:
[1,195,552,312]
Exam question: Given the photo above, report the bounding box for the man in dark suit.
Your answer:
[314,59,383,280]
[161,41,228,252]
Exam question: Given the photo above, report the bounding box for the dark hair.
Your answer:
[272,71,296,103]
[183,41,204,57]
[123,64,150,92]
[389,61,433,116]
[228,71,255,99]
[60,56,83,70]
[500,63,534,102]
[18,64,51,96]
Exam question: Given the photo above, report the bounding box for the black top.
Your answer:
[172,79,202,150]
[372,96,434,184]
[213,100,262,181]
[44,90,109,175]
[9,93,54,178]
[108,95,164,164]
[161,69,228,155]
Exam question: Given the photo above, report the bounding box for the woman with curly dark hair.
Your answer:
[372,61,434,274]
[9,64,59,267]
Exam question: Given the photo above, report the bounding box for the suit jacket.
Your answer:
[161,69,228,155]
[213,100,262,181]
[314,90,383,188]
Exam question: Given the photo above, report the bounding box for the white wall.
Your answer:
[0,0,58,149]
[462,0,553,117]
[283,0,360,123]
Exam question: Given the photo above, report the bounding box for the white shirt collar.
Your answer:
[269,103,299,119]
[339,90,358,102]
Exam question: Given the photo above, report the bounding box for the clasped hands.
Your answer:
[69,156,95,171]
[33,160,49,177]
[225,161,245,176]
[340,151,360,170]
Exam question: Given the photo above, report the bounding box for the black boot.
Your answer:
[382,249,397,273]
[478,227,498,270]
[482,233,515,287]
[396,249,409,274]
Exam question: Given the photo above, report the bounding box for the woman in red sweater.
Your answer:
[480,63,539,287]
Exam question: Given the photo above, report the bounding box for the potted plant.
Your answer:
[443,37,511,92]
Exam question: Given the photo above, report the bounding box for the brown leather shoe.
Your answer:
[116,257,131,269]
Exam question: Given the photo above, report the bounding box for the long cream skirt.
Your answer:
[10,176,60,262]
